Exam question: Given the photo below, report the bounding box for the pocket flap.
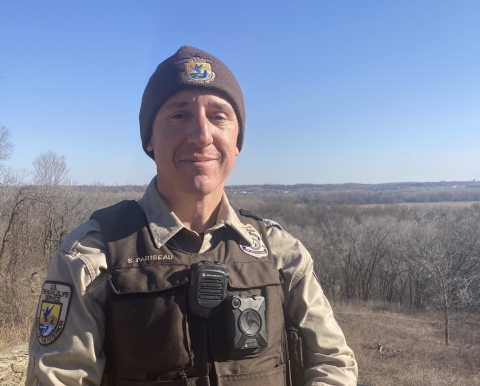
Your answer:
[227,261,283,289]
[109,264,188,294]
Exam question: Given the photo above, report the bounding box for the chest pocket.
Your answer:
[108,264,192,374]
[208,261,285,366]
[227,261,284,294]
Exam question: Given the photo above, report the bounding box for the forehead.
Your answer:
[160,88,235,111]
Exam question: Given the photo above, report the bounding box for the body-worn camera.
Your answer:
[226,295,268,356]
[189,262,229,318]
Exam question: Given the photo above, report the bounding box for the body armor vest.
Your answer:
[91,201,287,386]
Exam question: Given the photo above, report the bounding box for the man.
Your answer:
[26,46,358,385]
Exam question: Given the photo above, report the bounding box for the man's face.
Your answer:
[147,88,239,198]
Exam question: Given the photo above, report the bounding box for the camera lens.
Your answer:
[232,297,241,308]
[239,309,261,336]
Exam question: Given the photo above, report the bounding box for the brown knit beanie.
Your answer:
[140,46,245,159]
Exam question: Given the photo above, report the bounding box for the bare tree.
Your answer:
[0,125,13,163]
[405,212,480,345]
[326,216,394,301]
[33,151,69,186]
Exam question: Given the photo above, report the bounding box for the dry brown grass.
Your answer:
[0,320,32,352]
[0,276,42,352]
[334,301,480,386]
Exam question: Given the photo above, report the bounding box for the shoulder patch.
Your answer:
[263,218,283,230]
[36,281,72,345]
[239,224,269,258]
[239,208,263,221]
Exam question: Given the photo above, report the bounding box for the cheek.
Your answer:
[151,130,179,152]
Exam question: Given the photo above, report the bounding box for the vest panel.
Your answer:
[215,364,286,386]
[118,377,210,385]
[92,201,286,386]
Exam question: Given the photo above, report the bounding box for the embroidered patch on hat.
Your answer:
[181,57,216,83]
[36,281,72,345]
[239,225,268,258]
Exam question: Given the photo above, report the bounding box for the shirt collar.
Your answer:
[138,176,252,249]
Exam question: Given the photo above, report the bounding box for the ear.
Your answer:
[146,131,154,152]
[235,146,239,156]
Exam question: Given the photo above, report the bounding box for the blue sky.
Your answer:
[1,0,479,185]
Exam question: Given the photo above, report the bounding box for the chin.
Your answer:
[186,176,223,197]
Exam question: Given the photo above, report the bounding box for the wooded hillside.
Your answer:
[0,125,479,352]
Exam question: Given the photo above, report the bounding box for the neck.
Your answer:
[156,183,224,234]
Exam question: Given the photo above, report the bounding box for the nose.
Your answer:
[188,110,213,147]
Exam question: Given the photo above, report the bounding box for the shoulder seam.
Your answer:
[291,242,309,287]
[57,219,102,254]
[77,254,96,285]
[263,218,283,230]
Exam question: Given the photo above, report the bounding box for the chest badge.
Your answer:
[239,226,268,258]
[36,281,72,345]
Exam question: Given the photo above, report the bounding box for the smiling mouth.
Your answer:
[178,157,219,169]
[179,152,220,164]
[182,157,216,163]
[176,147,222,167]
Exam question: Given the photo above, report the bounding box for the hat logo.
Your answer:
[186,61,213,80]
[181,57,216,83]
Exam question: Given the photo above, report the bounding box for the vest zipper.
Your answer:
[180,370,187,386]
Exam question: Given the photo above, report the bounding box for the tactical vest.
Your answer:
[91,201,287,386]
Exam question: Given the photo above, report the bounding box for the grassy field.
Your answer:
[0,320,32,353]
[334,302,480,386]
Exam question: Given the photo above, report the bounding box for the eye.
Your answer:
[170,112,189,120]
[210,113,227,121]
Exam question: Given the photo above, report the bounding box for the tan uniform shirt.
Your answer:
[26,177,358,386]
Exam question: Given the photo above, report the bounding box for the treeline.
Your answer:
[230,180,480,192]
[229,194,480,344]
[226,187,480,205]
[67,185,480,206]
[72,180,480,205]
